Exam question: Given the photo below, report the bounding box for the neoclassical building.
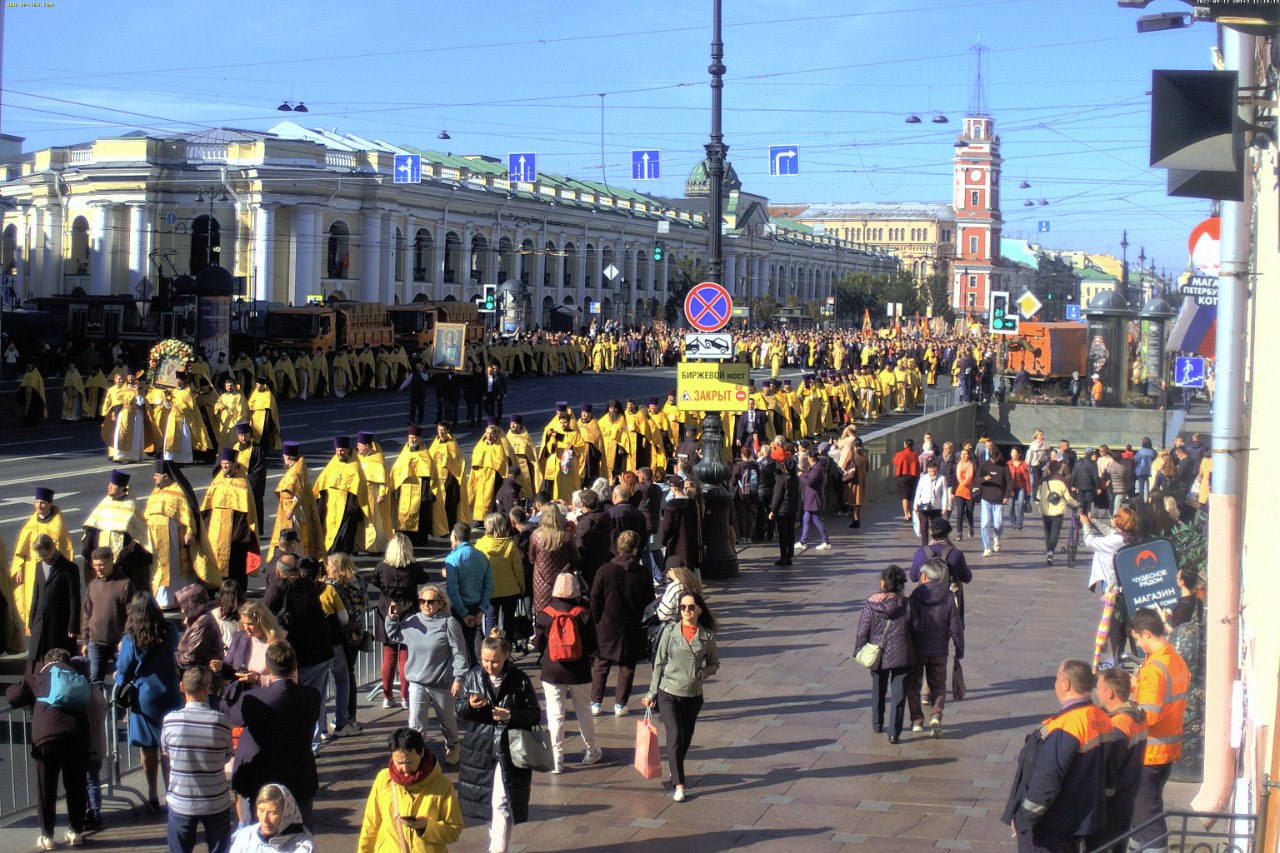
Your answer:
[0,121,896,326]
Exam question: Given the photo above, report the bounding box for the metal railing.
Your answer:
[1084,810,1258,853]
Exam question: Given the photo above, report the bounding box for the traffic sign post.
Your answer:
[508,153,537,183]
[768,145,799,176]
[1038,220,1050,233]
[1016,291,1043,320]
[631,149,660,180]
[989,291,1019,335]
[1065,304,1082,322]
[683,333,733,360]
[393,154,422,184]
[1174,356,1206,388]
[676,362,750,412]
[683,281,733,332]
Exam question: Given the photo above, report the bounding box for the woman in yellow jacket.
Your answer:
[473,513,526,641]
[358,727,464,853]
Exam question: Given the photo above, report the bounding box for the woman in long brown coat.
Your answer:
[588,532,652,716]
[848,438,871,529]
[528,504,579,614]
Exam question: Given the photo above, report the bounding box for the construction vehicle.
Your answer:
[1005,321,1088,379]
[263,301,394,353]
[388,299,485,351]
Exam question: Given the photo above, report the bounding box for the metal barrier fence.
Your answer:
[1083,810,1258,853]
[1,606,392,821]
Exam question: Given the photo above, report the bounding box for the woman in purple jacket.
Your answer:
[797,450,831,551]
[855,566,916,744]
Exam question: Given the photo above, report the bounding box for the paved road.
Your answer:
[0,484,1196,850]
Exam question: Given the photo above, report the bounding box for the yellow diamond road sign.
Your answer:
[677,361,750,412]
[1017,291,1043,319]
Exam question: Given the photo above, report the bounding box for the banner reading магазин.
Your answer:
[1115,539,1180,613]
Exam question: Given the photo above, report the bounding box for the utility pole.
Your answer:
[692,0,739,580]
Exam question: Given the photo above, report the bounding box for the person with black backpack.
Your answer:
[534,573,601,774]
[730,446,760,547]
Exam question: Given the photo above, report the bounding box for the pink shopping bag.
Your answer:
[634,710,662,779]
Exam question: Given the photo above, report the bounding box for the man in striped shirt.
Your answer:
[161,665,234,853]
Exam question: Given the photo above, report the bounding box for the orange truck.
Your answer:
[1005,321,1087,379]
[388,301,485,351]
[263,301,394,353]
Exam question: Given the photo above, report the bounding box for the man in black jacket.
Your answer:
[732,398,767,453]
[262,555,332,747]
[605,485,647,557]
[1071,448,1100,516]
[230,641,321,825]
[755,455,778,542]
[769,457,800,566]
[572,490,612,586]
[482,363,508,421]
[634,468,665,583]
[730,446,760,546]
[906,558,964,738]
[976,448,1010,558]
[26,535,81,673]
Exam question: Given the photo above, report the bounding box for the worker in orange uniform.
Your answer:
[1002,659,1114,852]
[1126,608,1189,853]
[1090,668,1149,853]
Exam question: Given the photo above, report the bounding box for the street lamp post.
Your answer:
[692,0,739,580]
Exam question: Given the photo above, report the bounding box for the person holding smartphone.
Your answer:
[357,727,463,853]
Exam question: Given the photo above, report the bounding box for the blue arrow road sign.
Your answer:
[1174,356,1206,389]
[393,154,421,184]
[632,149,660,180]
[508,152,537,183]
[769,145,799,176]
[1065,304,1082,322]
[1038,221,1050,233]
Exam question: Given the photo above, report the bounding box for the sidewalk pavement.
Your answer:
[0,495,1194,851]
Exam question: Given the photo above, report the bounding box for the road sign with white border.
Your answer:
[684,281,733,332]
[768,145,799,176]
[508,152,537,183]
[683,333,733,360]
[1065,304,1082,322]
[603,263,620,282]
[632,149,660,180]
[1017,291,1043,319]
[1038,220,1050,233]
[1174,356,1206,389]
[393,154,421,184]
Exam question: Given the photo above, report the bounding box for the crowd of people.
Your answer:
[0,318,1211,852]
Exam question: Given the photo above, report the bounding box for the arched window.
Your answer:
[469,234,489,284]
[326,221,350,279]
[563,242,577,288]
[413,229,433,282]
[443,231,461,283]
[543,240,557,287]
[394,227,405,282]
[191,215,221,275]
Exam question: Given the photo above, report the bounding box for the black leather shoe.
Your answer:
[888,735,901,744]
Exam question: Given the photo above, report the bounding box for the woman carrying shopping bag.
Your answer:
[641,590,719,803]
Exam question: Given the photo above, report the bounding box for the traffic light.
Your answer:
[989,291,1019,335]
[482,284,496,312]
[653,242,664,263]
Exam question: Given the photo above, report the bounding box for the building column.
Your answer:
[291,204,320,306]
[25,206,42,298]
[534,237,547,321]
[126,203,151,291]
[252,204,276,303]
[88,204,113,296]
[724,252,736,297]
[576,236,588,307]
[359,208,383,303]
[403,215,417,301]
[379,213,395,304]
[627,248,639,318]
[433,220,449,300]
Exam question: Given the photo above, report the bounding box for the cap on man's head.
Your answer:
[555,401,569,413]
[281,441,302,457]
[154,459,169,475]
[581,403,593,414]
[218,447,236,463]
[485,417,498,427]
[235,422,252,436]
[34,487,54,503]
[109,470,131,488]
[406,425,421,438]
[509,414,523,426]
[333,436,351,450]
[357,431,375,446]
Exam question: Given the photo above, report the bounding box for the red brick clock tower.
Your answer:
[952,43,1002,313]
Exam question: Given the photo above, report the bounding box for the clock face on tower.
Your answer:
[968,169,983,182]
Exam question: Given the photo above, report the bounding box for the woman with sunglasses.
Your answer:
[642,590,719,803]
[385,585,468,766]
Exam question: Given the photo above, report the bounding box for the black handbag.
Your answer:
[511,597,534,642]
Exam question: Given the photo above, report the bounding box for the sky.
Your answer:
[2,0,1216,274]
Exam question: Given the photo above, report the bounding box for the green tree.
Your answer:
[923,272,954,322]
[664,255,708,326]
[803,299,822,321]
[750,294,779,326]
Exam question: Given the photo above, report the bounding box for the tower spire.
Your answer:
[968,39,990,116]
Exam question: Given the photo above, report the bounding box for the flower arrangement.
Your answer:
[149,338,195,370]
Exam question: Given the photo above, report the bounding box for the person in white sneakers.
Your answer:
[976,446,1011,557]
[534,573,602,773]
[385,586,468,766]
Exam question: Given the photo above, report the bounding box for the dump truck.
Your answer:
[1004,321,1088,379]
[263,301,394,353]
[387,300,485,351]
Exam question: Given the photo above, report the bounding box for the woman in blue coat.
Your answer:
[114,592,182,811]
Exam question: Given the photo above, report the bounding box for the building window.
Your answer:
[966,292,976,307]
[969,274,978,289]
[970,190,979,207]
[968,236,979,256]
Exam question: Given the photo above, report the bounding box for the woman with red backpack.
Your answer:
[533,573,601,774]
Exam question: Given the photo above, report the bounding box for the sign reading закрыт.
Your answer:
[677,361,750,412]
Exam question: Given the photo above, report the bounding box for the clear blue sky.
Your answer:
[3,0,1215,273]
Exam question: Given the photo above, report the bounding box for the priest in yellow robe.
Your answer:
[270,441,324,562]
[425,423,466,535]
[537,407,587,501]
[390,425,434,546]
[356,431,394,554]
[200,448,259,590]
[313,436,371,554]
[146,460,221,606]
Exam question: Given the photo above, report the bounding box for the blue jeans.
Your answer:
[799,511,829,546]
[87,642,116,685]
[980,501,1004,550]
[86,758,102,812]
[297,658,333,750]
[167,807,232,853]
[1009,489,1027,528]
[640,549,664,585]
[329,644,350,730]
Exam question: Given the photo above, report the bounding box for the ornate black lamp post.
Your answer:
[692,0,740,580]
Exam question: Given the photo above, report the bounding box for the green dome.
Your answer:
[685,158,741,198]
